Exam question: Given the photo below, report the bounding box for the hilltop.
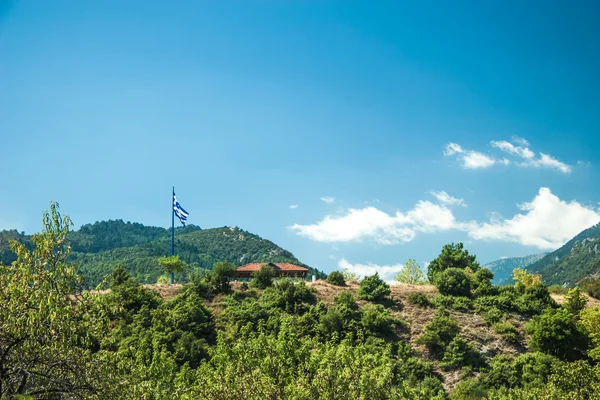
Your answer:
[0,219,325,288]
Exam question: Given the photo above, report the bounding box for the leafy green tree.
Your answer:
[580,306,600,361]
[395,259,426,284]
[435,268,471,297]
[357,273,391,301]
[158,255,186,284]
[250,263,275,289]
[427,242,479,283]
[525,307,588,361]
[416,309,460,357]
[0,203,120,398]
[326,270,346,286]
[207,261,237,293]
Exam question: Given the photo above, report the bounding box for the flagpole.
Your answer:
[171,186,175,257]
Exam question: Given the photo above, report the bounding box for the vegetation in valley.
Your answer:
[2,206,600,399]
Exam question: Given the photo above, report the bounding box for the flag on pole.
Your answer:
[173,192,189,226]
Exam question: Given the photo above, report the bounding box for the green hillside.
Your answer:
[0,220,325,288]
[527,223,600,286]
[483,253,548,285]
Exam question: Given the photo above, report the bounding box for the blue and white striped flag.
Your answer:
[173,192,189,226]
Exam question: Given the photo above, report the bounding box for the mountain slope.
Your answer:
[483,253,548,285]
[527,222,600,286]
[1,220,325,288]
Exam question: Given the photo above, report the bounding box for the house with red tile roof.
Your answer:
[236,262,308,279]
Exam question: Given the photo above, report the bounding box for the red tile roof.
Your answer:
[236,262,308,272]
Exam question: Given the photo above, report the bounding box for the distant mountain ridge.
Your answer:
[527,222,600,286]
[0,219,325,288]
[483,253,548,285]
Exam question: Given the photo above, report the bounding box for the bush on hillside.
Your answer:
[261,279,316,314]
[440,336,484,371]
[206,261,237,294]
[435,268,471,297]
[479,352,558,391]
[407,292,432,308]
[581,276,600,299]
[432,295,473,311]
[563,287,587,316]
[250,264,274,289]
[334,291,358,311]
[416,310,460,357]
[492,321,519,344]
[525,307,588,361]
[427,242,480,283]
[357,273,391,302]
[326,270,346,286]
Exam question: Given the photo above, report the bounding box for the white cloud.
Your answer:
[462,151,496,169]
[431,191,466,207]
[320,197,335,204]
[490,140,535,159]
[289,200,456,245]
[467,187,600,249]
[445,138,571,174]
[338,258,404,280]
[289,204,298,209]
[292,187,600,251]
[520,153,571,174]
[444,142,463,156]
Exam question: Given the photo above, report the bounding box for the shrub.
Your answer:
[581,276,600,299]
[261,279,316,314]
[440,336,483,371]
[515,284,556,315]
[435,268,471,297]
[360,303,400,339]
[580,306,600,361]
[525,307,588,361]
[450,378,487,400]
[563,287,587,316]
[240,282,249,291]
[416,310,460,357]
[156,275,170,284]
[432,295,473,311]
[250,264,274,289]
[357,273,391,302]
[407,292,432,307]
[513,268,542,291]
[334,291,358,311]
[326,270,346,286]
[206,261,237,294]
[482,307,507,325]
[479,352,558,391]
[492,321,519,344]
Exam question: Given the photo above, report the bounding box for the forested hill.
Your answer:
[483,253,548,285]
[527,222,600,286]
[0,220,325,288]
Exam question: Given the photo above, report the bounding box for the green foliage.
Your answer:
[482,307,507,325]
[435,268,472,297]
[563,287,587,316]
[250,263,275,289]
[450,377,487,400]
[360,303,402,339]
[525,307,588,361]
[206,261,237,294]
[261,279,316,314]
[416,310,461,357]
[580,306,600,361]
[548,284,569,294]
[440,336,483,371]
[326,270,346,286]
[395,259,426,285]
[479,352,558,391]
[334,291,358,311]
[0,203,121,398]
[581,276,600,299]
[492,321,519,344]
[408,292,432,307]
[432,295,473,311]
[158,254,186,283]
[357,273,391,301]
[428,242,480,283]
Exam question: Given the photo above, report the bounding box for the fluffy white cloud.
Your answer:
[431,191,466,207]
[338,258,404,280]
[467,187,600,249]
[289,200,456,244]
[490,140,535,159]
[291,188,600,250]
[320,197,335,204]
[461,151,496,169]
[512,136,530,146]
[520,153,572,174]
[289,204,298,209]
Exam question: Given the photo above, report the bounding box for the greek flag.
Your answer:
[173,193,189,226]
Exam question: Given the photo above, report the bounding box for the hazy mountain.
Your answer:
[483,253,548,285]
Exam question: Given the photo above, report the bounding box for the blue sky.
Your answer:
[1,1,600,277]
